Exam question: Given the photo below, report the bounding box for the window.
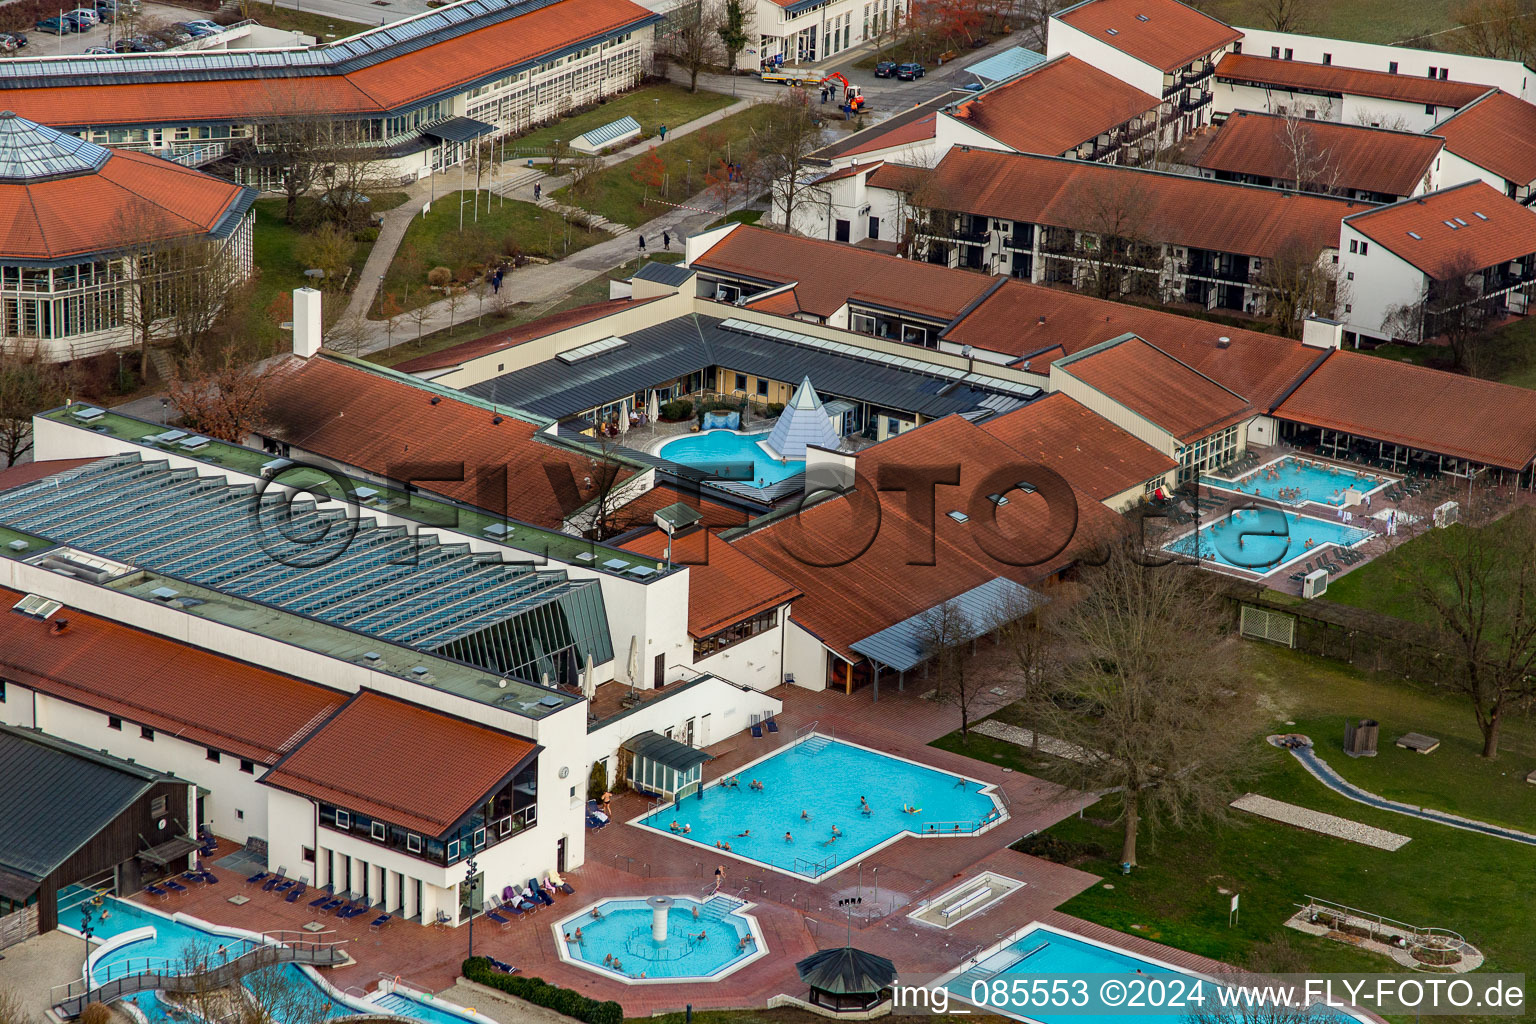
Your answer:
[1283,48,1293,60]
[150,796,167,817]
[336,810,351,829]
[734,373,747,391]
[206,748,221,763]
[1345,303,1353,313]
[1347,272,1355,280]
[1426,104,1437,114]
[1270,46,1279,57]
[1389,61,1398,73]
[371,821,386,841]
[108,716,122,731]
[302,846,315,863]
[447,839,460,860]
[946,510,969,523]
[0,680,5,702]
[407,834,422,853]
[236,809,245,820]
[141,726,154,741]
[240,759,254,774]
[1322,53,1331,64]
[1440,68,1449,80]
[1331,254,1339,264]
[1360,242,1368,255]
[756,379,769,397]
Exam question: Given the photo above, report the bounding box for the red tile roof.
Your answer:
[1196,110,1443,198]
[0,148,249,260]
[621,527,800,637]
[0,585,345,764]
[261,690,537,837]
[0,458,99,493]
[1056,335,1251,442]
[1344,181,1536,279]
[897,148,1358,260]
[1215,54,1490,109]
[731,416,1123,659]
[1273,349,1536,470]
[2,0,653,128]
[837,114,936,158]
[980,393,1176,499]
[811,161,884,185]
[261,355,627,528]
[394,297,661,373]
[609,483,753,532]
[815,97,947,160]
[1055,0,1240,72]
[689,225,995,322]
[945,55,1159,156]
[740,288,804,315]
[1432,90,1536,188]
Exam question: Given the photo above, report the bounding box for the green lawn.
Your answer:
[1360,317,1536,389]
[378,191,609,314]
[555,104,777,228]
[1202,0,1462,45]
[249,2,370,41]
[503,84,735,158]
[944,645,1536,982]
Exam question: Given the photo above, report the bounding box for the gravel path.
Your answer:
[1231,793,1411,850]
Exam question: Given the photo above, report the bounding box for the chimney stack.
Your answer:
[293,287,322,358]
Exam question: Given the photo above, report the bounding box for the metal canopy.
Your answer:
[622,730,711,772]
[135,834,199,866]
[795,947,897,994]
[850,577,1041,672]
[422,116,497,143]
[964,46,1048,83]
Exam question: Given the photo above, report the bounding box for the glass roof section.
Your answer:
[0,111,109,182]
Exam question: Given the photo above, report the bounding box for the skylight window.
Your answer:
[1016,481,1038,494]
[1136,13,1149,20]
[987,493,1009,506]
[946,510,969,523]
[1454,217,1468,226]
[1443,220,1459,229]
[1106,27,1119,34]
[1474,211,1489,220]
[1407,231,1422,239]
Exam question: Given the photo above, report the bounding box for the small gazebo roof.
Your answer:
[795,947,897,995]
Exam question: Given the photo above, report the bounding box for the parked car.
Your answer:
[60,13,92,31]
[34,17,77,34]
[67,8,100,27]
[895,62,925,80]
[873,60,896,78]
[0,34,17,50]
[83,44,112,53]
[11,31,28,47]
[184,19,221,35]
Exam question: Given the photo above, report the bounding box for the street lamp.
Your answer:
[464,857,479,961]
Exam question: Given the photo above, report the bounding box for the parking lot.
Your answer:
[11,2,231,56]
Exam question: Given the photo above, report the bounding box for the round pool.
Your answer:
[657,430,804,488]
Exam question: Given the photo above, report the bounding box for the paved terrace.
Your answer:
[136,685,1232,1011]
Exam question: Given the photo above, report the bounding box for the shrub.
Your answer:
[80,1003,113,1024]
[766,402,785,417]
[659,399,693,421]
[588,760,607,800]
[1011,833,1107,865]
[462,959,620,1024]
[427,266,453,288]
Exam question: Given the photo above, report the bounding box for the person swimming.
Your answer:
[784,831,793,843]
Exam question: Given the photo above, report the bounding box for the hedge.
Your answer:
[463,958,623,1024]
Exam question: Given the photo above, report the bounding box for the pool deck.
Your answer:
[139,685,1204,1015]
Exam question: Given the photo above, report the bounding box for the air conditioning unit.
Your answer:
[1301,569,1328,599]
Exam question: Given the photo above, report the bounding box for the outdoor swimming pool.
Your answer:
[635,735,1002,879]
[554,895,762,982]
[1163,507,1370,574]
[657,430,804,488]
[371,990,485,1024]
[943,924,1360,1024]
[1206,455,1392,507]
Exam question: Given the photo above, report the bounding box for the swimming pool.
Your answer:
[372,990,485,1024]
[634,735,1003,879]
[942,924,1360,1024]
[657,430,804,488]
[1163,507,1370,574]
[1206,455,1392,507]
[554,895,764,982]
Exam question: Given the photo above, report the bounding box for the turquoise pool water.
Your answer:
[1207,455,1391,507]
[945,925,1353,1024]
[373,991,483,1024]
[636,737,1000,878]
[1163,507,1370,574]
[57,887,382,1024]
[559,896,755,980]
[657,430,804,488]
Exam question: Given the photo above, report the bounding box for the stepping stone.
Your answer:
[1395,732,1440,753]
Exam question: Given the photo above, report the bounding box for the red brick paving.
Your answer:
[155,684,1227,1012]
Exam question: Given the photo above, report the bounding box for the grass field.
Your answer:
[939,644,1536,981]
[1201,0,1464,45]
[248,2,369,41]
[502,84,735,158]
[556,104,777,228]
[378,191,608,314]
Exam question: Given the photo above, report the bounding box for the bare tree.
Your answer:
[324,309,372,357]
[662,0,721,93]
[169,236,241,360]
[1255,234,1348,337]
[1276,106,1340,194]
[293,222,357,292]
[1019,539,1252,867]
[165,346,275,443]
[239,964,331,1024]
[753,89,830,230]
[0,988,34,1024]
[1066,175,1164,301]
[1393,497,1536,759]
[567,433,634,540]
[1185,998,1338,1024]
[1021,0,1065,50]
[917,598,1004,740]
[0,344,77,468]
[1352,109,1415,131]
[1382,251,1498,367]
[1453,0,1536,63]
[1256,0,1314,32]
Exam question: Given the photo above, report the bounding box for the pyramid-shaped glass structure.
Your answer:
[764,377,840,459]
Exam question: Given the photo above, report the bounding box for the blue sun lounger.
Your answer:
[285,882,307,903]
[750,714,762,738]
[765,713,779,733]
[245,871,268,886]
[309,885,335,908]
[485,904,511,929]
[163,879,188,895]
[144,884,169,899]
[370,913,392,930]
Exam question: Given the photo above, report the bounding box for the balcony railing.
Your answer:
[1182,64,1213,86]
[1181,91,1213,113]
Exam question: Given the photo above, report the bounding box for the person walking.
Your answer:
[637,235,646,253]
[659,124,668,141]
[533,181,541,201]
[663,230,671,250]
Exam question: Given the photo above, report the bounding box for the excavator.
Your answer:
[757,67,866,115]
[820,72,866,114]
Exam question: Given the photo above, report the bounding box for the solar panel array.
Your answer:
[0,456,612,677]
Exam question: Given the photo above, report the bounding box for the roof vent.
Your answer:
[6,539,27,552]
[1023,360,1031,371]
[430,396,441,405]
[1136,13,1149,20]
[1474,210,1489,220]
[411,665,429,676]
[1037,315,1046,324]
[50,618,68,635]
[364,651,381,662]
[1217,336,1231,348]
[1407,230,1422,239]
[946,510,969,523]
[1106,27,1119,34]
[149,586,180,602]
[492,415,504,425]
